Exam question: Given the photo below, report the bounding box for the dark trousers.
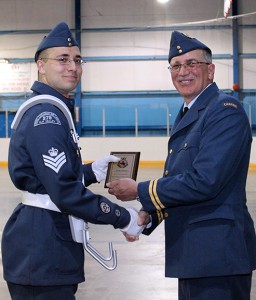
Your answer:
[7,282,78,300]
[178,273,252,300]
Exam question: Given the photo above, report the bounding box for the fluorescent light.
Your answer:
[157,0,170,3]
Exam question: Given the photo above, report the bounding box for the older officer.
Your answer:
[107,31,256,299]
[1,22,143,300]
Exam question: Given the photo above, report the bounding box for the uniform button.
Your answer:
[165,170,169,176]
[184,143,188,148]
[164,212,168,218]
[169,149,173,154]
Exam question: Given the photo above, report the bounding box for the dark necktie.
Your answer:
[181,107,189,118]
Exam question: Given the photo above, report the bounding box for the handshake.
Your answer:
[91,155,151,241]
[121,208,150,241]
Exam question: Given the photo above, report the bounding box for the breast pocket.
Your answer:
[177,132,201,167]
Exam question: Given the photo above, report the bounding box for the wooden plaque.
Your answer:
[104,152,140,187]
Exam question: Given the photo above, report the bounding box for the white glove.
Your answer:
[120,208,145,236]
[92,155,120,182]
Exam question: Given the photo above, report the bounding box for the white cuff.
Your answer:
[121,207,145,236]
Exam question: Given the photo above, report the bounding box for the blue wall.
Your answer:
[81,93,183,136]
[0,90,255,138]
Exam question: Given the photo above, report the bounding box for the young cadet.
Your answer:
[107,31,256,300]
[1,22,143,300]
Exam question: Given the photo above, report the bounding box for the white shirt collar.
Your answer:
[183,83,212,109]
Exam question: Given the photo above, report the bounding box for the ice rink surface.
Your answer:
[0,167,255,300]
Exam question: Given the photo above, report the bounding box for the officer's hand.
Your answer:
[92,155,120,182]
[107,178,138,201]
[120,207,145,241]
[138,210,151,227]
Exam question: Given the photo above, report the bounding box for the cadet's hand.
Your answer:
[92,155,120,182]
[107,178,138,201]
[120,208,145,240]
[123,232,139,242]
[121,209,151,242]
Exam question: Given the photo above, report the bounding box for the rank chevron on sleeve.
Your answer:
[42,151,67,173]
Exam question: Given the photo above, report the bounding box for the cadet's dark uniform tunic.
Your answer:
[139,83,256,279]
[2,81,130,286]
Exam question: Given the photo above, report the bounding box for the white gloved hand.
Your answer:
[120,208,145,236]
[92,155,120,182]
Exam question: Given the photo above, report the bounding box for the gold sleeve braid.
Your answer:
[149,179,165,224]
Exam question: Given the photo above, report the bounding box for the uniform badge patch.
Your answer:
[100,202,111,214]
[223,102,238,109]
[42,147,66,173]
[34,111,61,127]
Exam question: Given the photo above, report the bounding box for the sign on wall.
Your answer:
[0,63,31,93]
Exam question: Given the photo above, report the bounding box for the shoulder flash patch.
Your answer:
[223,102,238,109]
[34,111,61,127]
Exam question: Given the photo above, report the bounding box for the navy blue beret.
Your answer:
[168,31,211,63]
[35,22,79,61]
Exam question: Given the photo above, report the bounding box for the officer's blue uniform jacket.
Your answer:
[139,83,256,278]
[1,81,130,286]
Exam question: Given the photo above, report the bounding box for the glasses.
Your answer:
[168,60,210,73]
[40,57,85,66]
